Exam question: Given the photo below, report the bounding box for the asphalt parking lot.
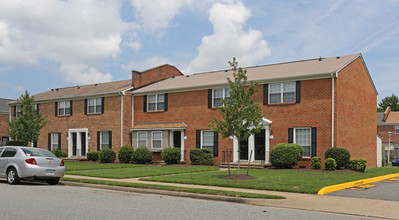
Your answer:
[327,177,399,201]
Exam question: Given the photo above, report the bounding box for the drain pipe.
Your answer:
[120,92,124,147]
[331,73,335,148]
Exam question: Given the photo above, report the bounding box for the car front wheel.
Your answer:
[47,178,60,185]
[7,168,20,185]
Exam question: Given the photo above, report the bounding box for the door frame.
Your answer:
[233,118,272,163]
[68,128,88,158]
[169,130,185,161]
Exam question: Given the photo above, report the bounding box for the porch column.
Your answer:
[248,135,255,162]
[265,125,270,163]
[180,130,185,161]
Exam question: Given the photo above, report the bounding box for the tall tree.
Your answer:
[209,58,264,175]
[8,90,47,145]
[378,94,399,112]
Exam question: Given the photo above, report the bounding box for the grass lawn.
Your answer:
[61,177,284,199]
[142,167,399,194]
[65,162,219,178]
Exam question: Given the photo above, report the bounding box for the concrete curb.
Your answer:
[318,172,399,195]
[61,181,249,204]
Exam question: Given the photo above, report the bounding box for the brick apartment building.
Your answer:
[377,107,399,158]
[9,53,378,167]
[0,98,12,146]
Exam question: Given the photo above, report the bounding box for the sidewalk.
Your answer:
[63,174,399,219]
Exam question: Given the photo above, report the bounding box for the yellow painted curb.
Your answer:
[318,172,399,195]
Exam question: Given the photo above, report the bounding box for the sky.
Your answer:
[0,0,398,104]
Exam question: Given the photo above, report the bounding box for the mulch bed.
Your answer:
[221,174,258,180]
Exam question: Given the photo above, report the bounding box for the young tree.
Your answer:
[378,94,399,112]
[209,58,264,175]
[8,90,47,145]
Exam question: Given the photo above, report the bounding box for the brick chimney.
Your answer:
[132,64,183,89]
[383,106,391,122]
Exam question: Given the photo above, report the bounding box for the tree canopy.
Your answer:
[378,94,399,112]
[8,90,47,145]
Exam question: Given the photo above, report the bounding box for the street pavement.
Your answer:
[0,180,373,220]
[328,177,399,201]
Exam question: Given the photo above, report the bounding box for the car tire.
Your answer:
[47,178,60,185]
[7,168,20,185]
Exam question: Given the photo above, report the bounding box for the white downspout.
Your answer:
[131,93,134,127]
[120,92,124,147]
[331,74,335,148]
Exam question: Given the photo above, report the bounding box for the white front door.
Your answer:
[68,129,88,158]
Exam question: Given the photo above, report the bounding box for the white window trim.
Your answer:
[395,125,399,134]
[212,88,230,107]
[51,133,59,150]
[293,127,311,158]
[147,94,165,112]
[137,131,147,147]
[100,131,110,149]
[201,130,214,148]
[269,82,296,104]
[58,101,71,116]
[88,98,102,114]
[151,131,162,149]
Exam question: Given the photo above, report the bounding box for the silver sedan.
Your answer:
[0,146,65,185]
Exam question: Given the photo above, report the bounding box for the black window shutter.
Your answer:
[143,95,147,112]
[13,106,16,117]
[164,93,168,111]
[208,89,212,108]
[296,81,301,103]
[263,84,269,105]
[288,128,293,143]
[311,127,317,157]
[58,133,61,150]
[109,131,112,148]
[84,99,88,115]
[48,133,51,150]
[213,131,218,157]
[101,97,105,113]
[36,104,39,114]
[97,131,100,151]
[55,102,58,116]
[70,101,73,116]
[196,130,201,148]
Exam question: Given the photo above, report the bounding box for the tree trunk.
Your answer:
[237,141,240,175]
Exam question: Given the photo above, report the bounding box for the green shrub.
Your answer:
[348,159,367,172]
[310,156,322,170]
[270,143,302,168]
[5,140,27,146]
[118,145,134,163]
[132,146,153,164]
[99,148,116,163]
[324,147,350,169]
[161,147,181,164]
[189,148,214,165]
[51,149,67,158]
[87,151,99,161]
[325,158,337,171]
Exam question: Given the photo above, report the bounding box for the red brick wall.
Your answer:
[0,113,9,138]
[132,65,183,88]
[335,57,377,166]
[134,78,334,165]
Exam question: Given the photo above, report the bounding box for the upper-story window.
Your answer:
[34,104,39,115]
[58,101,71,116]
[269,82,296,104]
[88,98,102,114]
[213,88,230,107]
[148,94,165,111]
[396,125,399,134]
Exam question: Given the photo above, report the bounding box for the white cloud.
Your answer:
[0,82,8,87]
[0,0,131,84]
[122,56,173,71]
[60,63,113,85]
[185,1,271,73]
[123,41,142,52]
[14,85,25,92]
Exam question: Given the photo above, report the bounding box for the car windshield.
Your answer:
[22,148,56,158]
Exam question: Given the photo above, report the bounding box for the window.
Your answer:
[1,137,9,146]
[137,132,147,147]
[51,133,59,150]
[1,148,17,157]
[34,104,39,114]
[101,131,110,149]
[213,88,230,107]
[152,131,162,149]
[269,82,295,104]
[294,128,311,158]
[88,98,102,114]
[202,130,214,154]
[58,101,71,116]
[396,125,399,134]
[16,106,22,117]
[148,95,165,111]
